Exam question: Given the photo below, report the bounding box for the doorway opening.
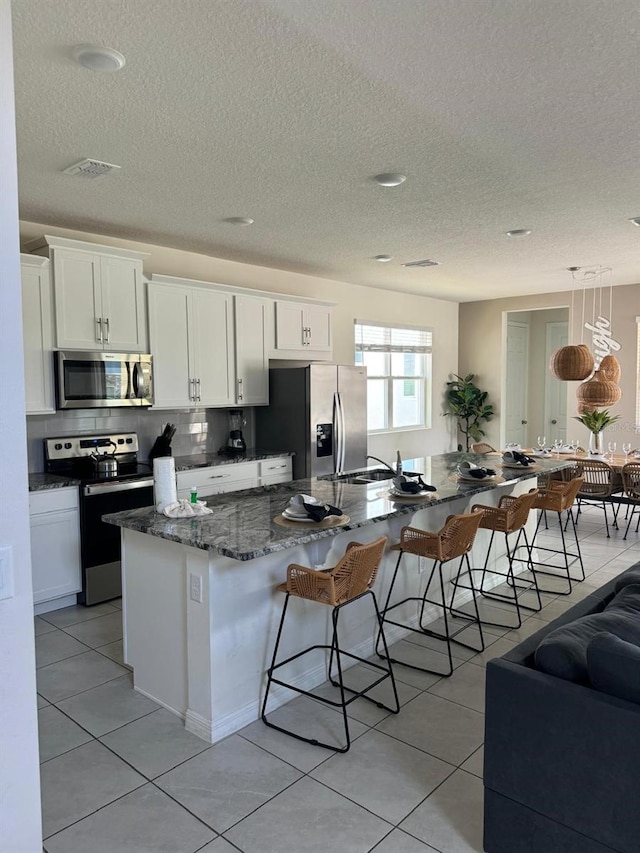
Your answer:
[502,307,569,449]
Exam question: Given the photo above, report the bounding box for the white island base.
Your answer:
[120,478,537,744]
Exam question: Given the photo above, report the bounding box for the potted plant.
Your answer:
[443,373,494,451]
[573,408,620,456]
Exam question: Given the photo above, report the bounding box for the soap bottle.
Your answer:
[190,487,198,505]
[395,450,403,476]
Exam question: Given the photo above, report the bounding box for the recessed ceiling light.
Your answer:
[506,229,532,237]
[373,173,406,187]
[224,217,254,226]
[629,216,640,227]
[73,44,126,72]
[373,254,393,262]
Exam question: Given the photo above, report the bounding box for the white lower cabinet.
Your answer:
[259,457,292,485]
[29,488,81,607]
[175,456,292,499]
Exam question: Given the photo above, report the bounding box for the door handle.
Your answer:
[196,378,201,402]
[97,317,103,344]
[521,419,528,425]
[237,377,243,402]
[104,317,110,344]
[551,419,557,425]
[189,378,196,401]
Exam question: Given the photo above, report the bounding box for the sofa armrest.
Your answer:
[485,657,640,852]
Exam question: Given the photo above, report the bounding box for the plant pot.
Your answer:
[588,431,604,456]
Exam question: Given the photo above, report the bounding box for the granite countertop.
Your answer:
[29,473,81,492]
[104,452,569,562]
[172,448,294,472]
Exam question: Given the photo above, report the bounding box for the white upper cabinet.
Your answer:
[273,299,332,359]
[148,279,234,409]
[234,293,271,405]
[21,255,55,414]
[30,236,148,352]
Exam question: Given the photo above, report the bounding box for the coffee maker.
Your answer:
[226,409,247,453]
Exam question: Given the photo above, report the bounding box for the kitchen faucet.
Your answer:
[367,453,403,476]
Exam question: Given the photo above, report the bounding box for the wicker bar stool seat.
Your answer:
[521,477,585,596]
[376,510,485,678]
[261,535,399,753]
[454,489,541,630]
[621,462,640,540]
[471,442,496,453]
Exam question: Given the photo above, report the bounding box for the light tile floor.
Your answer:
[37,507,638,852]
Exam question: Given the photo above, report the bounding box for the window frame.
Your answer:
[354,321,433,434]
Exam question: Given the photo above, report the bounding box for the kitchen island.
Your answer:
[105,453,568,743]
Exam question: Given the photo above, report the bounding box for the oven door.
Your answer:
[79,478,154,605]
[56,351,152,409]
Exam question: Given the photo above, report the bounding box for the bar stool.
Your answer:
[463,488,541,629]
[574,459,621,537]
[621,462,640,540]
[261,535,399,753]
[525,477,585,595]
[376,510,485,678]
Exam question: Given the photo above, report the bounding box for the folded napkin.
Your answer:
[289,494,343,521]
[502,450,535,467]
[393,474,436,494]
[457,461,496,479]
[534,449,552,458]
[162,499,213,518]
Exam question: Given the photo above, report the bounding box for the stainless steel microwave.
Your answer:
[55,351,153,409]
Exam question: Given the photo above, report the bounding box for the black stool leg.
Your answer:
[261,592,291,723]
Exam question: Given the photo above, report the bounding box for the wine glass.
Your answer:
[553,438,562,455]
[537,435,546,452]
[623,442,632,460]
[570,438,579,454]
[607,441,617,461]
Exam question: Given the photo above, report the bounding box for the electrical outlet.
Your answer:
[0,545,14,600]
[189,572,202,603]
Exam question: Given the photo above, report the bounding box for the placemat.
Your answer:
[273,513,350,529]
[378,489,438,503]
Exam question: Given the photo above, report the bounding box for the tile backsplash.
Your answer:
[26,407,256,472]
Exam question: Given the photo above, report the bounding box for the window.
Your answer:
[355,322,432,432]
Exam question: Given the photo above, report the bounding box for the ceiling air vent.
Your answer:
[62,158,121,179]
[402,259,440,268]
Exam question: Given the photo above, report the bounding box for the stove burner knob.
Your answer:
[54,443,62,450]
[117,438,125,444]
[64,442,72,449]
[126,438,133,444]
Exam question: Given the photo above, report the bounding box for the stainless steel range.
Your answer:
[44,432,154,605]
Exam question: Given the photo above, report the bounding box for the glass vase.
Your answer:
[588,431,604,456]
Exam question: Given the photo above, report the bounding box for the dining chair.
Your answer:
[621,462,640,540]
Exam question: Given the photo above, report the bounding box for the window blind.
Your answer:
[355,322,432,353]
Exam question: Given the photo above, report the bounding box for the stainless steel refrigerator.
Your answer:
[256,365,367,480]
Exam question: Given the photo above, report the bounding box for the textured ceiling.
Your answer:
[10,0,640,302]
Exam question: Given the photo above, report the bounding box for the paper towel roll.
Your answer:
[153,457,177,511]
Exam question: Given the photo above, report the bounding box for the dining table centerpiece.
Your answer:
[573,408,620,456]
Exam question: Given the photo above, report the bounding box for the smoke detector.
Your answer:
[402,259,440,268]
[62,158,121,179]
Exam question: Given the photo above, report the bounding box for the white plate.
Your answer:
[501,461,536,469]
[390,487,433,497]
[457,473,498,483]
[281,512,313,522]
[529,451,551,458]
[283,507,310,519]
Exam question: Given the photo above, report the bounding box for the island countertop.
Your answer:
[104,452,568,561]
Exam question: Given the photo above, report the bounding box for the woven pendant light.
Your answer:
[576,369,622,409]
[577,400,597,415]
[598,354,621,382]
[549,344,594,381]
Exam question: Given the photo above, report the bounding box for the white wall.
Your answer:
[0,1,43,848]
[20,222,460,461]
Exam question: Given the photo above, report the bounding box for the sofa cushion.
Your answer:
[587,632,640,704]
[534,583,640,682]
[613,564,640,593]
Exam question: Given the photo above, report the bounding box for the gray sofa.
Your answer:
[484,562,640,853]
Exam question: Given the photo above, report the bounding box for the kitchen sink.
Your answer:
[323,468,395,485]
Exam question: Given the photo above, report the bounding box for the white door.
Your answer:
[100,256,147,352]
[148,283,193,408]
[505,321,529,447]
[235,294,270,405]
[191,289,235,406]
[545,322,569,444]
[53,249,103,349]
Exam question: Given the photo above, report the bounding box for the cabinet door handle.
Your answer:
[196,378,201,402]
[267,464,287,470]
[306,326,311,345]
[97,317,104,344]
[209,474,225,479]
[237,377,243,401]
[189,378,196,401]
[104,317,110,344]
